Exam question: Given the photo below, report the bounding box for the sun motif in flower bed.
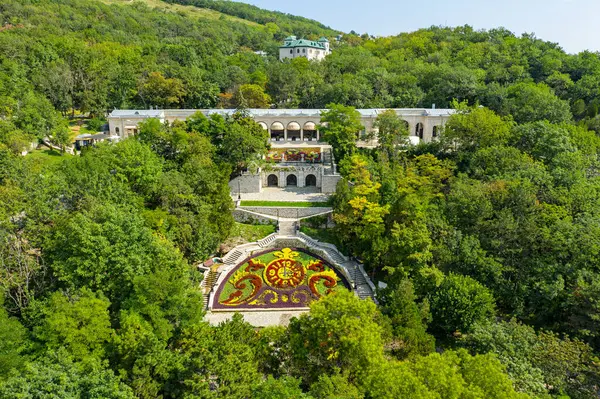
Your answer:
[213,248,349,309]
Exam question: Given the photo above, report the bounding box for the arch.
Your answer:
[257,121,268,130]
[433,125,441,138]
[115,127,120,135]
[305,174,317,187]
[303,122,316,130]
[287,121,301,131]
[303,121,317,141]
[267,174,278,187]
[271,122,284,131]
[415,123,424,140]
[287,121,301,141]
[270,121,285,141]
[286,174,297,186]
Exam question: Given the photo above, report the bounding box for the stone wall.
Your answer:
[263,166,322,189]
[232,208,278,225]
[229,173,262,194]
[240,206,331,219]
[321,174,341,194]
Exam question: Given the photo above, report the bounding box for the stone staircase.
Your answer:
[222,248,245,264]
[258,233,278,248]
[345,263,374,300]
[200,268,221,309]
[205,218,377,308]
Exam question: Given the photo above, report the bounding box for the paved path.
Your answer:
[278,219,297,236]
[205,310,306,327]
[237,187,330,202]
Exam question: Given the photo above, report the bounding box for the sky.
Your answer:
[239,0,598,54]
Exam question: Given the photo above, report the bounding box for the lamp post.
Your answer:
[237,179,241,201]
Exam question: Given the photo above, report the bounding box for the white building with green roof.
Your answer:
[279,36,331,61]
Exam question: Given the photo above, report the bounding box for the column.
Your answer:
[300,128,304,142]
[422,120,432,143]
[284,128,288,142]
[279,171,285,188]
[316,130,320,142]
[408,122,416,137]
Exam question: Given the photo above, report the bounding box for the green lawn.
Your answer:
[240,201,330,208]
[229,222,276,242]
[26,149,70,167]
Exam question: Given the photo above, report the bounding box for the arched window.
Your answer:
[287,121,301,141]
[305,174,317,187]
[115,127,120,135]
[433,126,440,138]
[415,123,424,140]
[267,174,278,187]
[270,122,285,141]
[286,174,297,186]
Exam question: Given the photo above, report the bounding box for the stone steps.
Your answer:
[223,249,244,264]
[258,234,278,248]
[202,270,221,309]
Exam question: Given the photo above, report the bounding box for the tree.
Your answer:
[333,154,389,263]
[374,109,409,159]
[411,350,529,399]
[174,315,262,399]
[428,273,496,335]
[0,300,28,377]
[309,372,363,399]
[252,376,309,399]
[463,320,600,398]
[33,289,114,361]
[233,83,271,108]
[441,104,513,154]
[502,82,572,124]
[138,72,185,108]
[0,350,134,399]
[379,279,435,358]
[44,202,188,308]
[319,104,364,162]
[286,290,385,387]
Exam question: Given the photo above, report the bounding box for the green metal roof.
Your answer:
[280,39,327,49]
[318,37,329,42]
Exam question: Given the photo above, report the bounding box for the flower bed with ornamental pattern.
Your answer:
[212,248,349,310]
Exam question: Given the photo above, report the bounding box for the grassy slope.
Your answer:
[101,0,261,27]
[228,222,275,242]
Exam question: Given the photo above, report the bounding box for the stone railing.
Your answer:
[209,232,376,308]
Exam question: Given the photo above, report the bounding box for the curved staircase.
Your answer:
[204,218,377,311]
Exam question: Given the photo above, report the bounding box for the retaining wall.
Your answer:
[239,206,331,219]
[233,208,278,225]
[229,173,262,194]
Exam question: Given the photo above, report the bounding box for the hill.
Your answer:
[2,0,600,141]
[2,1,600,398]
[164,0,338,36]
[101,0,263,27]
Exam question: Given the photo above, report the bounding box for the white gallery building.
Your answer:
[108,108,455,194]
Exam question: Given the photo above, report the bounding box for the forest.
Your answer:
[1,0,600,397]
